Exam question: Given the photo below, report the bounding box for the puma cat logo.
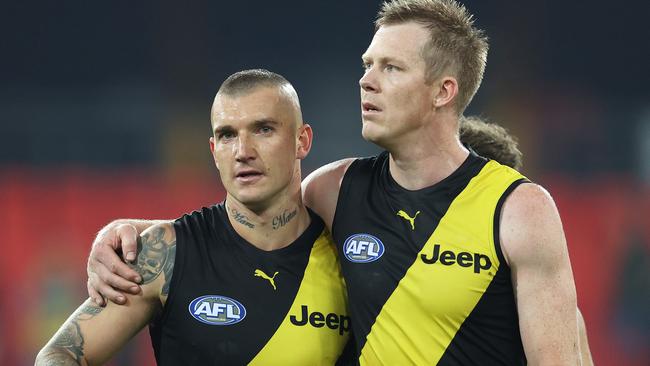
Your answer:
[254,269,279,290]
[397,210,420,230]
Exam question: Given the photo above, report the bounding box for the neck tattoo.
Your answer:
[272,209,298,230]
[230,208,255,229]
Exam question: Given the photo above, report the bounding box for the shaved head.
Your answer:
[213,69,303,127]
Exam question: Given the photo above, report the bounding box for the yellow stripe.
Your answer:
[249,230,349,365]
[360,161,524,365]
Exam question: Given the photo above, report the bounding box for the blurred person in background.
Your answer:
[86,0,585,364]
[36,70,351,365]
[459,116,523,171]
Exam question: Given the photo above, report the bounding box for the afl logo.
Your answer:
[343,233,385,263]
[189,295,247,326]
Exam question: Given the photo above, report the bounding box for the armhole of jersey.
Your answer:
[493,178,530,270]
[332,158,361,239]
[155,220,186,324]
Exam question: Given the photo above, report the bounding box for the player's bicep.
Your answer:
[500,183,579,363]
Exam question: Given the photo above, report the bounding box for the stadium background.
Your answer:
[1,0,648,364]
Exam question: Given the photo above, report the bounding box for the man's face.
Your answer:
[210,86,308,209]
[359,22,437,147]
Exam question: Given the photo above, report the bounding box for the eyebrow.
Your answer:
[251,118,280,128]
[361,55,404,65]
[213,125,234,135]
[213,118,280,134]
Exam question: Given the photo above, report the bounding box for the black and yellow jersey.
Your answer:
[150,203,350,365]
[332,151,528,365]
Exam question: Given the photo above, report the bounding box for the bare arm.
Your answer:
[37,223,176,365]
[87,219,169,305]
[302,158,354,230]
[500,183,579,364]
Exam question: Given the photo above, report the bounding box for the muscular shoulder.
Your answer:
[302,158,356,229]
[131,222,177,303]
[499,183,567,269]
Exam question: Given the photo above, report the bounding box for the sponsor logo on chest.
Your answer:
[421,244,492,274]
[188,295,247,325]
[289,305,350,335]
[343,233,385,263]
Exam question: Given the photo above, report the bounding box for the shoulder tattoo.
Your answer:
[130,225,177,294]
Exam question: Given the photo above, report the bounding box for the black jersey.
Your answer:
[150,203,350,365]
[332,151,528,365]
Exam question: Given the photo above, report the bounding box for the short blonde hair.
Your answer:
[376,0,488,114]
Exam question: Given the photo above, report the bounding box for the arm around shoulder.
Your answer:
[37,222,177,366]
[302,158,355,229]
[499,183,579,364]
[87,218,173,305]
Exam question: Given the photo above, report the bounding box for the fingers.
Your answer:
[87,261,141,304]
[88,272,128,305]
[115,224,139,263]
[87,222,143,305]
[93,241,142,284]
[87,280,105,306]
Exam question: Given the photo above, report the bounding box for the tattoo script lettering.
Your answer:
[231,208,255,229]
[272,209,297,230]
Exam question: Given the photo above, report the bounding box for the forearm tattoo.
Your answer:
[39,302,104,365]
[37,226,176,365]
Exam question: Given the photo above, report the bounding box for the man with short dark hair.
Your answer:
[36,70,351,365]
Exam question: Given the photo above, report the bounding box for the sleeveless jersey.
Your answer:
[150,203,350,365]
[332,151,528,365]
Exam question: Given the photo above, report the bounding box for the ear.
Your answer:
[209,136,220,170]
[296,123,313,160]
[433,77,459,109]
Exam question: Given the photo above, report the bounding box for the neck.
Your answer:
[224,182,311,251]
[387,115,468,190]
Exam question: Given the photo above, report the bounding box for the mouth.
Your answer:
[235,169,264,184]
[362,102,382,114]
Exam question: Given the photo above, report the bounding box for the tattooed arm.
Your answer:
[36,223,176,366]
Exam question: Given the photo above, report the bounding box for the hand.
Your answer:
[87,222,142,306]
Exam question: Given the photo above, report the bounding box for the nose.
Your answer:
[234,134,256,162]
[359,68,379,93]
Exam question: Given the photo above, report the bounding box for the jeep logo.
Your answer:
[289,305,350,335]
[421,244,492,274]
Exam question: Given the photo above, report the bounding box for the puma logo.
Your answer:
[254,269,279,290]
[397,210,420,230]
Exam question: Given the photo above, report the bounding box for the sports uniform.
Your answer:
[150,203,350,365]
[333,151,528,365]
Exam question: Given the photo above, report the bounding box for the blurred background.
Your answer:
[1,0,648,364]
